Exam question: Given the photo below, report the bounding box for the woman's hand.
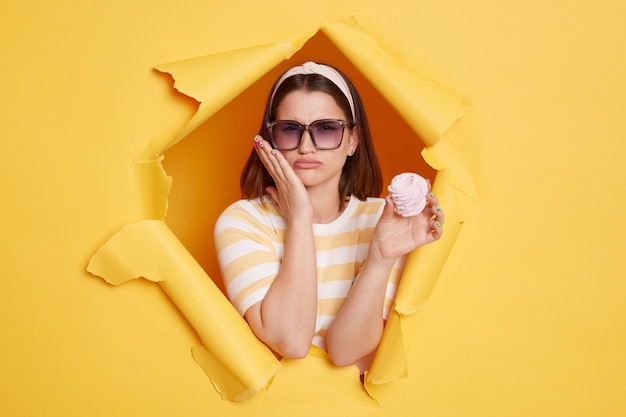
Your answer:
[370,192,445,262]
[253,136,312,220]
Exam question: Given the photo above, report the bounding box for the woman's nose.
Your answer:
[298,128,316,153]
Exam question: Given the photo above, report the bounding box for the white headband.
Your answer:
[269,61,355,120]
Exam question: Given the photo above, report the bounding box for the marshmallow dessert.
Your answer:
[387,173,429,217]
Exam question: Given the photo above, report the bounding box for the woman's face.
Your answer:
[273,89,358,194]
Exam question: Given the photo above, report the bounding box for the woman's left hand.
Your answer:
[370,192,445,262]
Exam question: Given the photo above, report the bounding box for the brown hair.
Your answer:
[240,64,383,206]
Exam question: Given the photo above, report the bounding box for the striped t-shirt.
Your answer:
[214,195,404,351]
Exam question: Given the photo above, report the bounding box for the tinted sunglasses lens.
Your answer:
[310,120,344,149]
[271,122,302,150]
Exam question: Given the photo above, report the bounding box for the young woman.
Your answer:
[214,61,444,372]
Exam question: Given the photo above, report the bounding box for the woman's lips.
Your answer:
[293,159,322,169]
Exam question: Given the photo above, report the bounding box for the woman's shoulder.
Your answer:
[219,196,274,214]
[216,196,282,228]
[349,196,386,214]
[220,197,260,212]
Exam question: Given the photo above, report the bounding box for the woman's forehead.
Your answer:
[275,90,348,121]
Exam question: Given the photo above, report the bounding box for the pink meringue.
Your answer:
[387,173,429,217]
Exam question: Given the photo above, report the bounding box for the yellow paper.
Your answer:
[144,32,314,159]
[322,18,466,147]
[5,1,625,415]
[88,219,280,401]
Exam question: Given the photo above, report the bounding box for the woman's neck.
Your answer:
[307,188,345,224]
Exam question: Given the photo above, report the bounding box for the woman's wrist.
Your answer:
[365,241,398,272]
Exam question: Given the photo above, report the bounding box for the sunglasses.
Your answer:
[266,119,351,151]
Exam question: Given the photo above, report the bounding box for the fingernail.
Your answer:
[254,136,259,142]
[259,142,264,147]
[436,221,441,227]
[430,192,435,198]
[271,150,277,156]
[436,205,441,211]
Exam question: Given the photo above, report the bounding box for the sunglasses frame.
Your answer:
[266,119,350,151]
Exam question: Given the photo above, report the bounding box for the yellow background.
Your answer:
[2,1,625,416]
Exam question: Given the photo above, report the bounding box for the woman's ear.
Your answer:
[348,126,359,155]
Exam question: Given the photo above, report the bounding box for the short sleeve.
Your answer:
[214,200,284,316]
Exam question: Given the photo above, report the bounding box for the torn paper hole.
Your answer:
[88,16,475,402]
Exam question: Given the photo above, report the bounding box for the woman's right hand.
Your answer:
[369,192,445,262]
[253,136,313,220]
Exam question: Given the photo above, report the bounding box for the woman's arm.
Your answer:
[244,213,318,359]
[325,249,394,367]
[242,137,319,358]
[326,194,444,368]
